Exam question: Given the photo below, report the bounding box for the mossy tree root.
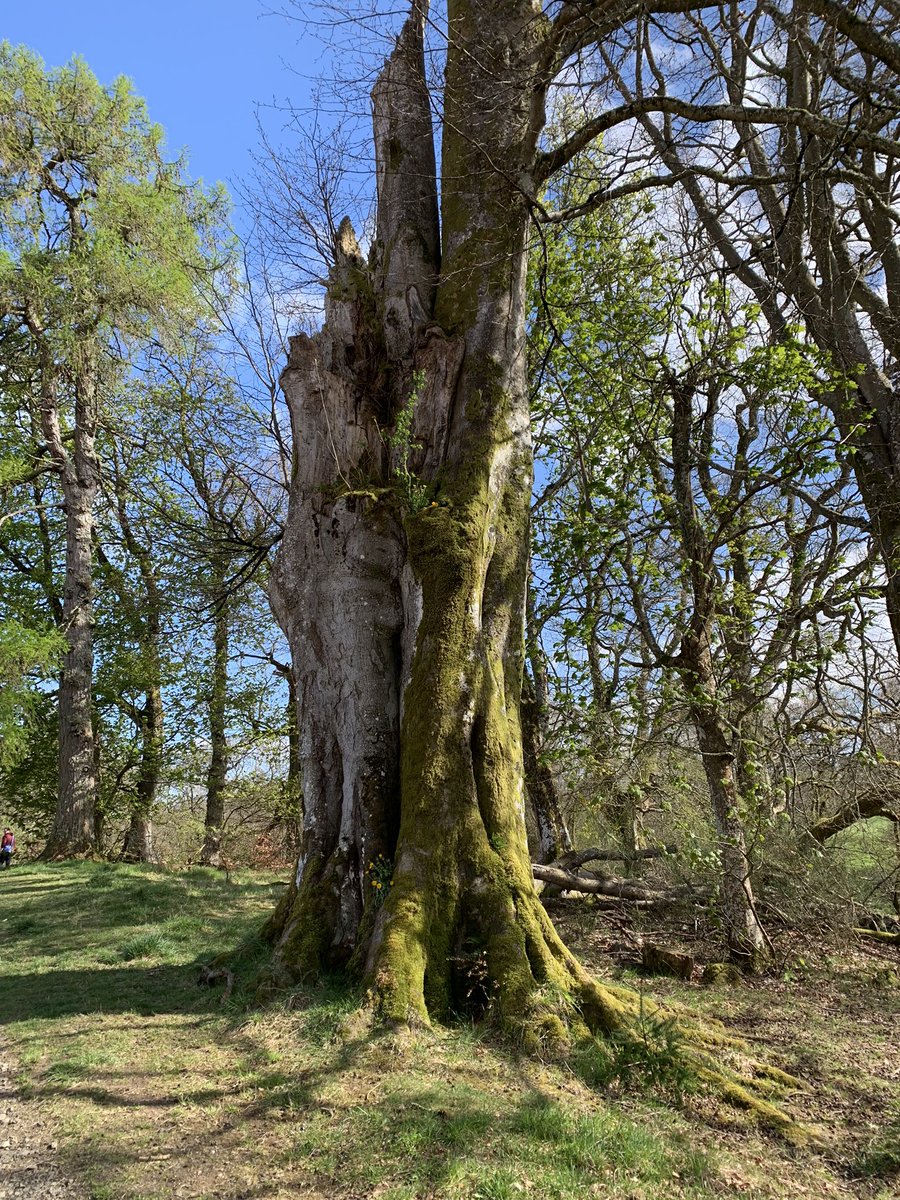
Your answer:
[365,876,809,1144]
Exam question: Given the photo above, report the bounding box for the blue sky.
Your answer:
[4,1,315,200]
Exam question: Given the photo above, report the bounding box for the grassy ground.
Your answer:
[0,862,897,1200]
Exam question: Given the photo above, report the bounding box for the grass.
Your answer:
[0,862,898,1199]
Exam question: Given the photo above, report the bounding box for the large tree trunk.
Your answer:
[42,345,99,857]
[265,1,634,1038]
[255,6,808,1142]
[200,596,229,866]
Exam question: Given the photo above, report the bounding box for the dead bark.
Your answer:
[265,1,616,1034]
[532,862,698,904]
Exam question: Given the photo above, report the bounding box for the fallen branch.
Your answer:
[532,861,700,904]
[554,844,677,872]
[808,791,900,843]
[854,927,900,945]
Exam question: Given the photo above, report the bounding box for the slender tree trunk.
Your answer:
[200,597,229,866]
[523,587,571,861]
[42,344,99,857]
[123,681,162,862]
[666,375,770,969]
[106,454,166,863]
[681,646,769,970]
[521,675,571,863]
[619,785,650,878]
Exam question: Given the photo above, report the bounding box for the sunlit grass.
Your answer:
[2,860,892,1199]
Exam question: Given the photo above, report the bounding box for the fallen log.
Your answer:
[532,861,700,904]
[854,927,900,945]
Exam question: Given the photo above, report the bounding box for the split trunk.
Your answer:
[265,1,634,1034]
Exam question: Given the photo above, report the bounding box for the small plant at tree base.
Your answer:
[366,853,393,907]
[575,994,694,1097]
[387,370,431,514]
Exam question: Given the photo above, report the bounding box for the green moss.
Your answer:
[716,1079,812,1146]
[701,962,744,986]
[271,854,340,983]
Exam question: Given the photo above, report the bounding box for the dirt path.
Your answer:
[0,1057,85,1199]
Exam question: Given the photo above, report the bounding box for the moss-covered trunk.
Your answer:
[258,3,809,1139]
[266,1,579,1021]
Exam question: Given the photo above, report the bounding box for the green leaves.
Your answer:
[0,41,230,351]
[0,618,63,768]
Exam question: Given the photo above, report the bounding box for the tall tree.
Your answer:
[590,1,900,652]
[264,0,804,1053]
[0,44,226,855]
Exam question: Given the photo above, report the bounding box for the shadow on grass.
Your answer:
[2,865,716,1197]
[45,1020,712,1200]
[0,964,214,1023]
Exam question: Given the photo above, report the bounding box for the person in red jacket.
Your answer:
[0,828,14,869]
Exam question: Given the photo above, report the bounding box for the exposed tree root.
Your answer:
[361,880,811,1146]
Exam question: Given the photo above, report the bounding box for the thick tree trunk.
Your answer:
[43,348,99,858]
[200,598,229,866]
[255,5,808,1141]
[264,1,634,1038]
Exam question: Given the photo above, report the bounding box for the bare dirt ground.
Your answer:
[0,1056,85,1199]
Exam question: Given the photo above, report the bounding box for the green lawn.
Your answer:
[0,861,896,1199]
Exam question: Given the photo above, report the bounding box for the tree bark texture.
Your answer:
[687,690,769,970]
[265,0,655,1038]
[122,679,162,863]
[41,342,99,857]
[521,673,572,862]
